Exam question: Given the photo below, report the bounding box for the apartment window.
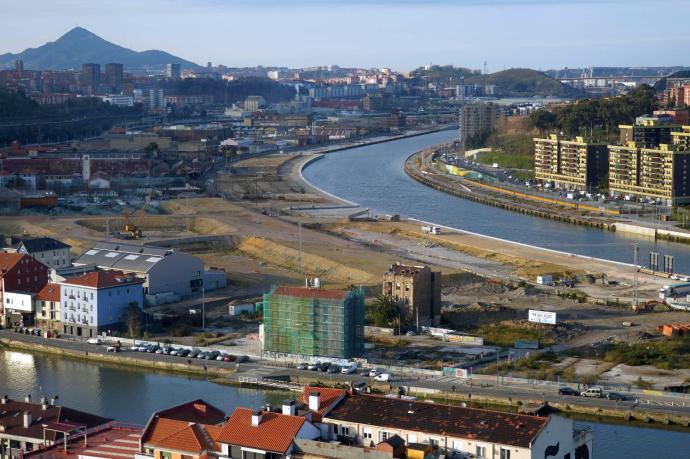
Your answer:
[160,452,172,459]
[379,431,392,442]
[363,428,372,440]
[91,292,94,300]
[500,448,511,459]
[476,446,487,459]
[340,425,350,436]
[429,438,439,446]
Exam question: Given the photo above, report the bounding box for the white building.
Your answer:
[6,237,71,269]
[73,242,205,299]
[2,291,36,326]
[59,270,144,338]
[99,95,134,107]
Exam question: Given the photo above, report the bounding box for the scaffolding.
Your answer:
[262,286,365,359]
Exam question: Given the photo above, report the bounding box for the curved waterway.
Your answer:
[0,349,688,458]
[303,129,690,273]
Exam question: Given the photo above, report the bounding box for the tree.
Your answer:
[530,110,557,132]
[369,293,399,328]
[125,303,144,338]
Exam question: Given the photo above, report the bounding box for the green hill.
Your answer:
[654,70,690,91]
[466,68,582,97]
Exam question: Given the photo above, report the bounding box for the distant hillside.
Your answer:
[0,27,200,71]
[466,68,583,97]
[654,70,690,91]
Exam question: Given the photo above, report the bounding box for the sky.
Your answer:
[1,0,689,71]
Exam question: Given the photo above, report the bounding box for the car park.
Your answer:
[558,387,579,396]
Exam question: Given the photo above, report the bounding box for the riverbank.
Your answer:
[404,148,690,247]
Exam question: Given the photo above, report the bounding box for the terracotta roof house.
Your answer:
[320,393,593,459]
[216,407,320,458]
[0,394,111,458]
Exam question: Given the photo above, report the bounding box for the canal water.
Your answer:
[303,129,690,273]
[0,349,688,458]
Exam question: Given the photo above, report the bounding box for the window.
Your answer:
[160,452,172,459]
[363,428,372,440]
[500,448,511,459]
[91,292,94,300]
[379,431,392,442]
[340,425,350,436]
[476,446,487,459]
[429,438,439,446]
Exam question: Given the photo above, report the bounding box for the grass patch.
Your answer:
[604,337,690,370]
[476,323,555,347]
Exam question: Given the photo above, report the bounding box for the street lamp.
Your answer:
[201,287,206,330]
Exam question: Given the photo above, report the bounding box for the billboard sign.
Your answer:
[528,309,557,325]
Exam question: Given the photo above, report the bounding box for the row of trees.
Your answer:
[530,85,658,135]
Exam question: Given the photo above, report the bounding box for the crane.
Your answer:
[120,188,154,239]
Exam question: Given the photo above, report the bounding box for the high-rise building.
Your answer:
[81,63,101,94]
[619,114,680,147]
[143,88,165,112]
[166,63,181,80]
[260,285,365,358]
[461,102,504,140]
[534,134,609,191]
[104,63,123,89]
[609,138,690,205]
[15,59,23,73]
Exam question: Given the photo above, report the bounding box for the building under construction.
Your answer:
[261,284,365,359]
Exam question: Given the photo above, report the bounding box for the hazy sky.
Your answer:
[1,0,689,71]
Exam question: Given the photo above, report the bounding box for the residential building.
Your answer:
[58,270,144,337]
[260,285,365,359]
[73,242,204,298]
[81,63,100,94]
[382,263,441,325]
[619,114,680,147]
[35,282,61,331]
[0,394,111,458]
[144,89,166,112]
[320,392,592,459]
[654,109,689,125]
[99,95,134,107]
[166,63,181,80]
[104,63,123,90]
[461,102,504,140]
[0,253,49,327]
[6,236,71,269]
[25,425,142,459]
[533,134,609,191]
[139,399,226,459]
[608,142,690,205]
[215,406,321,458]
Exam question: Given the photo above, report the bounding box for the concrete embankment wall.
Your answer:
[614,222,657,237]
[615,222,690,244]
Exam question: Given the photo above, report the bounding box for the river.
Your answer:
[303,129,690,273]
[0,349,689,458]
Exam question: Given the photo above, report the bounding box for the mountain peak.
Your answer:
[57,26,102,43]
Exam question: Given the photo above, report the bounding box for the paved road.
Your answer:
[3,330,690,420]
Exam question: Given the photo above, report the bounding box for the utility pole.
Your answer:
[298,222,302,273]
[632,243,639,310]
[201,287,206,330]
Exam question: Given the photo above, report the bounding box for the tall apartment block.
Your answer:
[533,134,609,191]
[609,140,690,206]
[619,114,679,146]
[461,102,504,139]
[104,63,123,90]
[81,63,100,94]
[261,285,365,359]
[382,263,441,325]
[166,63,181,80]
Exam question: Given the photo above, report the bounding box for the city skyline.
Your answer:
[1,0,689,71]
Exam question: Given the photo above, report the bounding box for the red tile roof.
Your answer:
[153,423,219,454]
[61,271,144,289]
[274,285,348,300]
[216,408,306,454]
[142,418,190,444]
[0,252,24,275]
[25,427,141,459]
[37,283,60,302]
[298,387,347,422]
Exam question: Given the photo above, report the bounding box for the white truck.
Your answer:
[421,225,441,235]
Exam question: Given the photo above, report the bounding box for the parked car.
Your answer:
[581,388,603,398]
[374,373,391,382]
[319,362,331,372]
[206,351,220,360]
[224,354,236,362]
[237,355,249,363]
[129,345,140,351]
[558,387,579,396]
[353,381,367,392]
[307,362,320,371]
[296,363,308,370]
[369,368,382,377]
[86,338,102,345]
[178,349,190,357]
[170,348,181,356]
[327,365,341,374]
[196,352,207,359]
[155,348,165,354]
[189,349,200,358]
[216,354,226,361]
[405,331,416,336]
[341,362,358,374]
[162,347,174,355]
[147,345,160,353]
[106,346,118,353]
[606,392,626,401]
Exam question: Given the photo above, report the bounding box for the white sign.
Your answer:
[528,309,557,325]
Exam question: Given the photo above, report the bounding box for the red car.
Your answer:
[223,354,237,362]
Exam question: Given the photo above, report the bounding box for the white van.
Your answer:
[374,373,391,382]
[341,362,358,374]
[580,388,603,398]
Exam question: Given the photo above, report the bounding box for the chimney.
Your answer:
[308,391,321,412]
[24,395,31,403]
[251,410,262,427]
[0,395,8,405]
[282,400,296,416]
[23,411,32,428]
[41,397,48,411]
[50,395,59,406]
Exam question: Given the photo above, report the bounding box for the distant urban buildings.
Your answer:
[461,102,505,140]
[81,63,100,94]
[260,284,365,359]
[166,63,181,80]
[104,62,123,90]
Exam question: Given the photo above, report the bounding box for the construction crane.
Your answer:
[120,188,154,239]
